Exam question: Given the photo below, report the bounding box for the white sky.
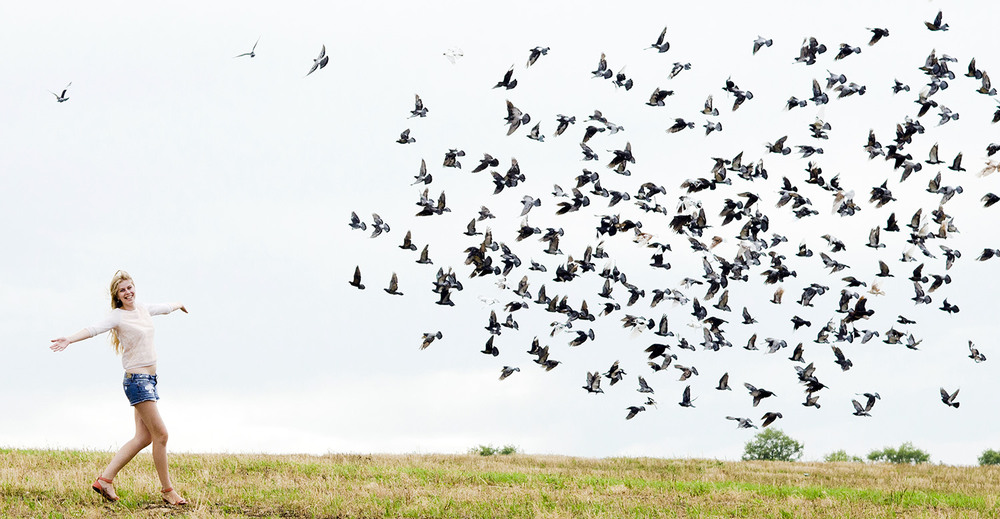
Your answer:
[3,0,999,465]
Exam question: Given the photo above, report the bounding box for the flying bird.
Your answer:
[410,95,429,118]
[727,416,756,429]
[716,372,732,391]
[494,66,518,90]
[867,28,889,46]
[583,371,604,394]
[969,341,987,363]
[420,331,443,350]
[306,44,329,76]
[625,406,646,420]
[744,383,776,407]
[49,82,71,102]
[396,129,415,144]
[761,412,783,428]
[678,385,695,407]
[648,27,670,53]
[383,272,403,296]
[592,52,613,78]
[369,213,390,238]
[940,387,960,408]
[499,366,519,380]
[442,47,463,64]
[925,10,949,31]
[348,266,365,290]
[527,46,549,67]
[348,211,367,231]
[752,36,772,55]
[399,230,417,251]
[852,395,877,416]
[234,37,260,58]
[504,100,531,136]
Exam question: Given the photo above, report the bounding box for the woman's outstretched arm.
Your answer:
[50,329,93,352]
[147,303,188,316]
[50,311,120,352]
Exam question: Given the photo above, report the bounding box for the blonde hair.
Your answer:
[108,270,133,354]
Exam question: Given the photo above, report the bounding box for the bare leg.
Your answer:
[97,407,152,500]
[133,401,185,504]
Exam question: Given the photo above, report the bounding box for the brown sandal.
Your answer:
[161,487,188,506]
[92,476,118,502]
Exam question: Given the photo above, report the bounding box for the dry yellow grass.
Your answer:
[3,448,1000,518]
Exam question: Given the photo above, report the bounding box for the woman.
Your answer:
[50,270,188,506]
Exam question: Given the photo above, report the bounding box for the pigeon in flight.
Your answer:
[420,331,443,350]
[925,10,949,31]
[50,82,71,103]
[752,36,772,55]
[678,385,696,407]
[306,44,329,76]
[504,100,531,136]
[234,37,260,58]
[499,366,519,380]
[442,47,463,64]
[348,266,365,290]
[410,95,428,118]
[940,387,960,408]
[494,66,518,90]
[348,211,367,231]
[648,27,670,53]
[761,412,783,428]
[625,406,646,420]
[383,272,403,296]
[727,416,756,429]
[526,46,549,67]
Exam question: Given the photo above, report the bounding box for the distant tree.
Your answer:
[469,444,519,456]
[742,429,804,462]
[498,444,519,455]
[470,445,497,456]
[978,449,1000,466]
[824,450,864,463]
[867,442,930,464]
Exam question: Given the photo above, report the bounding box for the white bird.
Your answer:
[234,37,260,58]
[443,47,464,64]
[520,195,541,216]
[306,45,329,76]
[50,82,71,102]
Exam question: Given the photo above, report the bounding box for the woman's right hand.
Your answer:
[50,338,70,352]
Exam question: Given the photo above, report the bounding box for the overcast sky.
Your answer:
[3,0,999,465]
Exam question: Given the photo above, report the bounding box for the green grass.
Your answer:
[2,449,1000,518]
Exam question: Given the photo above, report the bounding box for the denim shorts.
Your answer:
[123,373,159,406]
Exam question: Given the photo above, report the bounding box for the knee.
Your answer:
[151,427,169,446]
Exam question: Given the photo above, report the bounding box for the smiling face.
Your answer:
[110,271,136,310]
[116,280,136,309]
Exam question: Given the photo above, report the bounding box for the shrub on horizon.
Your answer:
[978,449,1000,466]
[470,444,519,456]
[867,442,930,464]
[742,429,804,462]
[824,450,864,463]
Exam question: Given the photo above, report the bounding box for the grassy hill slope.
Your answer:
[3,448,999,518]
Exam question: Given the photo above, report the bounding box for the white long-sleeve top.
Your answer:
[85,302,180,371]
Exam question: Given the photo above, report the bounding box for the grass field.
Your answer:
[3,448,999,518]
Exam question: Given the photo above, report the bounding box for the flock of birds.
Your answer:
[339,11,1000,428]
